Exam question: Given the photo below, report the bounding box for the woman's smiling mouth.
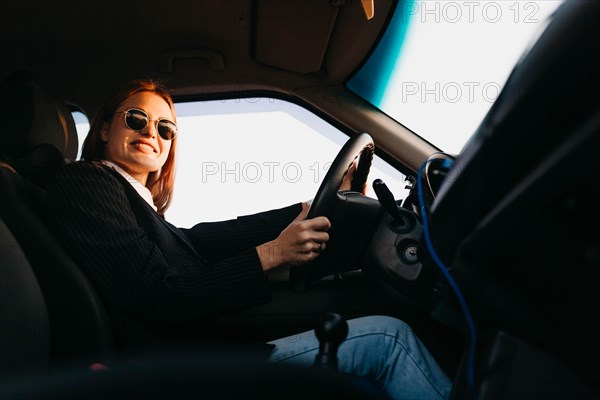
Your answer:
[131,140,157,153]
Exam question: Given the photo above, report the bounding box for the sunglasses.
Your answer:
[117,108,177,140]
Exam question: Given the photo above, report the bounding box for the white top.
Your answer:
[101,160,157,212]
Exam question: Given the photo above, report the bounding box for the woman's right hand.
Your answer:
[257,203,331,271]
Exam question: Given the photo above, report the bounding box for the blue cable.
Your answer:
[417,158,477,399]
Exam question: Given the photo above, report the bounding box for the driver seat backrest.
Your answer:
[0,211,50,397]
[0,163,115,368]
[0,73,115,369]
[0,70,78,187]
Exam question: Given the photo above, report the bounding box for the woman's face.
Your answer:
[101,91,174,185]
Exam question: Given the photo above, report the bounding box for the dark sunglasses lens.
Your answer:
[158,121,177,140]
[125,110,148,131]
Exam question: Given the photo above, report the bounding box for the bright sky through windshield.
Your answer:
[356,0,564,155]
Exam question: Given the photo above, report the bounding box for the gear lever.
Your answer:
[313,313,349,371]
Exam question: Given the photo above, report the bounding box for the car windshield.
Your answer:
[347,0,565,154]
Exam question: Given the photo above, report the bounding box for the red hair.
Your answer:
[81,79,177,215]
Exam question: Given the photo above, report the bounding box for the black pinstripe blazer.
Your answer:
[47,162,300,325]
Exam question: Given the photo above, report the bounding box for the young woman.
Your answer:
[47,80,451,400]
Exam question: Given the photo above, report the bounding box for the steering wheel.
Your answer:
[307,132,374,219]
[290,132,375,292]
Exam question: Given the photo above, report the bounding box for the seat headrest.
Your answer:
[0,70,78,161]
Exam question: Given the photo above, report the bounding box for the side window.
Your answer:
[72,111,90,160]
[168,98,408,227]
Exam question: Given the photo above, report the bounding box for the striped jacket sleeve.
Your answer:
[180,204,302,265]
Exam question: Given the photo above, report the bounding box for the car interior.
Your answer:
[1,0,599,399]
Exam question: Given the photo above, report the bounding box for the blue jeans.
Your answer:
[268,316,452,400]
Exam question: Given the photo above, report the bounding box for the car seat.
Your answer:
[0,70,78,185]
[0,207,50,398]
[0,71,114,368]
[423,1,600,397]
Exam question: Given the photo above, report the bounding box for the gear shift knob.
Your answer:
[313,313,349,371]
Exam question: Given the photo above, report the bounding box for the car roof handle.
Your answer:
[159,48,226,73]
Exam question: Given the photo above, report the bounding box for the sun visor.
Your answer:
[254,1,341,74]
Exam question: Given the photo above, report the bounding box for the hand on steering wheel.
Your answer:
[307,133,373,220]
[339,159,367,195]
[257,204,331,271]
